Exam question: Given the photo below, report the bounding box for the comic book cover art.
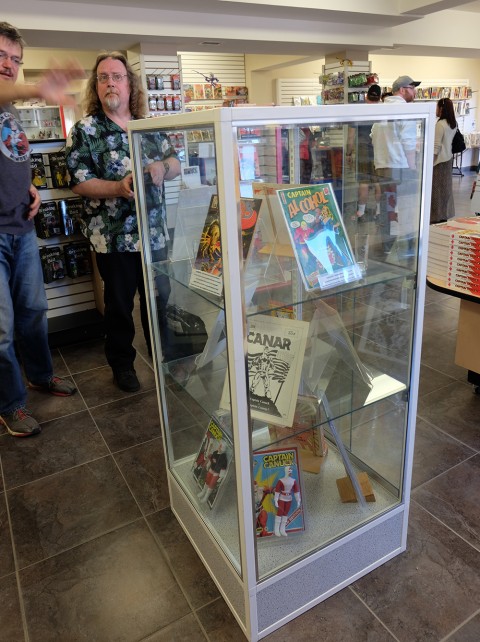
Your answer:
[189,194,223,296]
[276,184,361,291]
[34,200,62,239]
[192,416,233,510]
[247,315,309,427]
[49,151,69,188]
[253,446,304,538]
[193,84,206,100]
[240,197,261,262]
[183,84,194,103]
[39,246,65,284]
[30,153,48,189]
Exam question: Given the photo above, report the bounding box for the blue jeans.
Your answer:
[0,230,53,414]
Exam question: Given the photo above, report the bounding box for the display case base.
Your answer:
[47,309,104,348]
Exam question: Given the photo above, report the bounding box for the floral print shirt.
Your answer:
[65,112,177,253]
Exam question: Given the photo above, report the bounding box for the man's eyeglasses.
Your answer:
[96,73,128,84]
[0,51,23,67]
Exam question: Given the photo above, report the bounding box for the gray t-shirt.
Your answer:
[0,103,34,235]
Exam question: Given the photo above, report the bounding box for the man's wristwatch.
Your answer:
[163,160,170,176]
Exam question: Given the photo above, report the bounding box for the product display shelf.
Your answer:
[128,104,435,641]
[30,139,104,345]
[321,60,373,105]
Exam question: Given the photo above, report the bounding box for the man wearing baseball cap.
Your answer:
[371,75,420,253]
[390,75,421,103]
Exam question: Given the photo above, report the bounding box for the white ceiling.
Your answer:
[5,0,480,61]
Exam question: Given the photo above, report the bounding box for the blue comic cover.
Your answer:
[276,184,361,291]
[253,446,304,539]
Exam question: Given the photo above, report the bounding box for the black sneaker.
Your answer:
[28,376,77,397]
[113,369,140,392]
[0,407,41,437]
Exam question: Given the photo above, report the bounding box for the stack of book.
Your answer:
[428,216,480,295]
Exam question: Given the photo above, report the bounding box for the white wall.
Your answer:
[248,53,480,112]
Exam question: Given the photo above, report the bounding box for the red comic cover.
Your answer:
[253,446,304,538]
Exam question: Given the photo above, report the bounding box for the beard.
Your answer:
[104,92,121,111]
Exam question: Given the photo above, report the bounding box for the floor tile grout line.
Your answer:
[414,414,480,455]
[440,606,480,641]
[348,585,401,641]
[1,474,32,642]
[11,515,148,575]
[411,451,479,494]
[410,498,480,554]
[141,509,214,641]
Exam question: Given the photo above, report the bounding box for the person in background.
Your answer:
[371,75,420,253]
[66,52,181,393]
[346,83,382,222]
[0,21,82,437]
[430,97,457,224]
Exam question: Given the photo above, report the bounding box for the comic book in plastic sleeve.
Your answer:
[49,151,69,189]
[189,194,223,297]
[246,314,309,427]
[276,183,361,291]
[253,446,304,538]
[192,415,233,510]
[31,153,48,189]
[34,200,61,239]
[240,197,262,262]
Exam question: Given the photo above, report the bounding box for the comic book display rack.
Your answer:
[128,104,435,641]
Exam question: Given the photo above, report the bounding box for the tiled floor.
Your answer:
[1,173,479,642]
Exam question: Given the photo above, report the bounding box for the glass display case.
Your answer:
[128,104,435,641]
[15,105,74,141]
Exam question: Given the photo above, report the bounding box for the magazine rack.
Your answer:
[128,104,435,641]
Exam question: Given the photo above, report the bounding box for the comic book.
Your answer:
[219,315,308,427]
[49,151,69,189]
[192,415,233,510]
[183,84,194,103]
[35,200,62,239]
[247,315,309,426]
[31,153,47,189]
[193,84,205,100]
[276,184,361,291]
[39,246,65,283]
[253,446,304,538]
[64,242,93,278]
[240,197,262,263]
[57,198,84,236]
[189,194,223,296]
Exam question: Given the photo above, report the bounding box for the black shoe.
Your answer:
[113,369,140,392]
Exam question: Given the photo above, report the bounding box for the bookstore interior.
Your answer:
[11,26,480,639]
